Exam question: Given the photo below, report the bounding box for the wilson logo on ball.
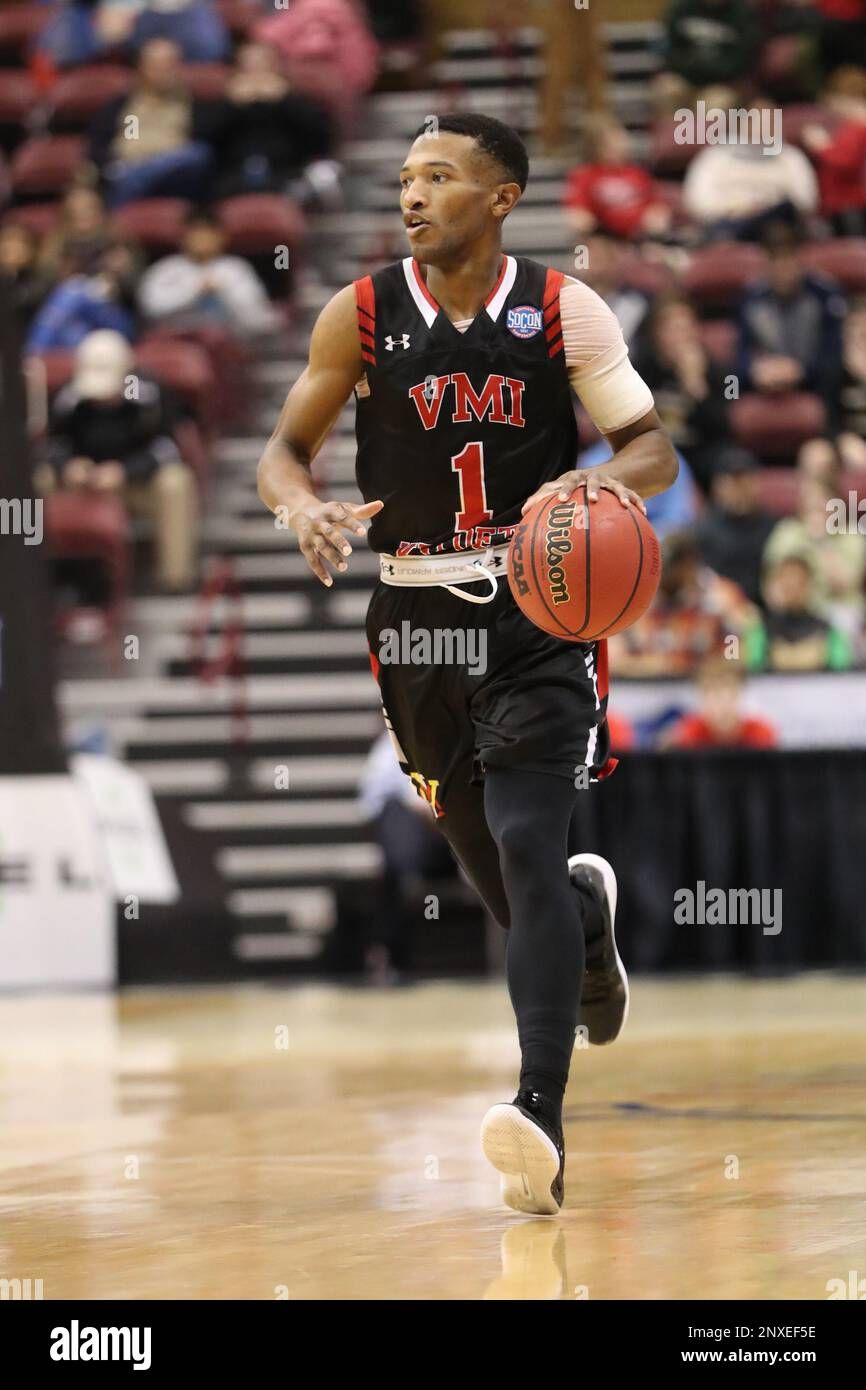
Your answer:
[545,502,576,606]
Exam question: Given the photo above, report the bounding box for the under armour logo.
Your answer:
[385,334,411,351]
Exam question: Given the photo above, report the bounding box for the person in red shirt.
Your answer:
[802,65,866,235]
[665,656,778,749]
[563,114,672,241]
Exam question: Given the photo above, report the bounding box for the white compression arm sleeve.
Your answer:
[560,277,654,435]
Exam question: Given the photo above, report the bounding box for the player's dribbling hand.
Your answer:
[289,497,384,587]
[522,470,646,515]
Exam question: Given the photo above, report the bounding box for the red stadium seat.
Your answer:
[10,136,86,197]
[756,466,799,517]
[0,71,38,126]
[111,198,191,252]
[44,492,131,639]
[30,350,75,397]
[140,323,249,427]
[181,63,231,99]
[699,318,737,367]
[2,201,62,237]
[217,193,306,256]
[648,116,698,177]
[731,391,826,458]
[0,5,51,63]
[615,251,676,297]
[49,65,133,129]
[682,242,767,313]
[135,338,217,434]
[800,239,866,295]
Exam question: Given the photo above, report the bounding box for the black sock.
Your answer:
[484,767,587,1118]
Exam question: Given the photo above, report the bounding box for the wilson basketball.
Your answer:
[508,488,661,641]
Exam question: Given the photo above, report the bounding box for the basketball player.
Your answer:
[258,115,677,1215]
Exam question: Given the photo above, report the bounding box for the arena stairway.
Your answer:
[58,20,662,980]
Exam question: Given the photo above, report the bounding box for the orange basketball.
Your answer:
[507,487,661,641]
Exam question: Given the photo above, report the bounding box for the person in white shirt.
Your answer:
[138,209,281,339]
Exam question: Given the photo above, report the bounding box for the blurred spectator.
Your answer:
[209,41,333,198]
[127,0,230,63]
[683,100,819,239]
[835,294,866,468]
[358,730,455,981]
[653,0,761,113]
[817,0,866,79]
[0,151,9,213]
[609,529,754,677]
[801,66,866,236]
[694,445,776,606]
[735,220,846,415]
[745,552,854,669]
[26,240,138,351]
[40,330,198,591]
[0,224,51,334]
[764,473,866,640]
[797,434,843,484]
[39,187,117,280]
[579,439,700,538]
[576,233,650,347]
[88,38,214,207]
[563,115,672,241]
[633,291,733,492]
[664,656,778,747]
[254,0,380,128]
[36,0,111,70]
[137,208,280,338]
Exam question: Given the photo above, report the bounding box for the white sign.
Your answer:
[72,754,179,904]
[0,775,114,988]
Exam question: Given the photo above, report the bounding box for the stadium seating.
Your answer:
[48,65,134,131]
[112,198,191,253]
[731,390,826,458]
[682,242,768,313]
[10,135,86,198]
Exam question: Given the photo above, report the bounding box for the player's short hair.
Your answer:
[414,113,529,192]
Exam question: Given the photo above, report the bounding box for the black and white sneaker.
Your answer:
[480,1089,565,1216]
[568,852,629,1045]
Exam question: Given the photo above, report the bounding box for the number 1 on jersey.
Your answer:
[451,441,493,533]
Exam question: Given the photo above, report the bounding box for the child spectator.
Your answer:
[746,553,853,670]
[137,209,281,339]
[764,474,866,641]
[563,115,672,241]
[801,65,866,236]
[665,656,778,748]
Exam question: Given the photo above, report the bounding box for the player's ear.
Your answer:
[492,182,522,221]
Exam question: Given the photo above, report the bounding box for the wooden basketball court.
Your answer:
[1,976,864,1300]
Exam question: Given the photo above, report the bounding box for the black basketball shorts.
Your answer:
[366,575,616,821]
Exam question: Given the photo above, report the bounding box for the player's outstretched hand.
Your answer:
[522,469,646,516]
[289,498,384,587]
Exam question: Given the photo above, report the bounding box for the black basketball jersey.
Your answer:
[353,255,577,556]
